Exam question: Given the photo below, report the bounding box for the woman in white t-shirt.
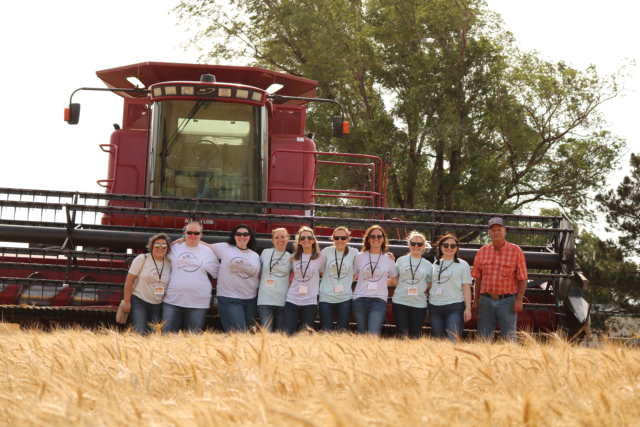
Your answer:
[319,226,356,332]
[283,226,326,335]
[389,231,433,338]
[352,225,398,336]
[163,221,220,333]
[205,225,262,332]
[122,233,172,334]
[257,228,292,332]
[428,234,472,341]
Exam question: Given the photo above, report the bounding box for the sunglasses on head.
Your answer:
[333,236,348,241]
[299,235,315,241]
[369,234,384,240]
[235,232,250,237]
[441,243,458,249]
[410,242,424,247]
[186,231,201,236]
[153,243,168,248]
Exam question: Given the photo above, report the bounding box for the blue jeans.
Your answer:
[129,295,163,334]
[257,305,284,332]
[352,298,387,336]
[429,301,465,341]
[319,300,352,332]
[392,303,427,339]
[217,296,258,333]
[477,294,517,342]
[161,302,208,333]
[283,302,317,335]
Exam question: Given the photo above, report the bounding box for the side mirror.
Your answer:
[64,103,81,125]
[333,115,348,138]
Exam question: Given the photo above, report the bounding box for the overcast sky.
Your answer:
[0,0,637,235]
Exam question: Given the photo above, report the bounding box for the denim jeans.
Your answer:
[283,302,317,335]
[161,302,208,333]
[257,305,285,332]
[392,303,427,339]
[129,294,163,334]
[429,301,465,342]
[319,300,352,332]
[477,294,517,342]
[352,297,387,336]
[217,296,258,333]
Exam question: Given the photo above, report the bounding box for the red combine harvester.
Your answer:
[0,62,590,336]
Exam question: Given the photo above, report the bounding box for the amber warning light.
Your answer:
[64,103,81,125]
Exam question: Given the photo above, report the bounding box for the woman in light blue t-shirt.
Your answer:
[428,234,472,341]
[257,228,292,332]
[389,231,432,338]
[319,226,357,332]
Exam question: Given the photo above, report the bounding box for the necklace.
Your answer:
[150,255,165,281]
[269,249,286,274]
[335,249,346,280]
[409,256,422,282]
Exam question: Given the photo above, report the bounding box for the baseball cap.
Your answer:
[488,217,504,228]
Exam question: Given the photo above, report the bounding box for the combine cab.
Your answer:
[0,62,590,336]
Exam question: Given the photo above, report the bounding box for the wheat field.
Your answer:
[0,324,638,427]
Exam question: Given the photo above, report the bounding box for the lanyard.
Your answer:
[150,255,165,281]
[409,256,422,282]
[437,259,454,283]
[335,249,346,280]
[368,252,381,279]
[269,249,286,274]
[299,256,312,281]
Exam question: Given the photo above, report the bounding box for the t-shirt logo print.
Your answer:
[327,260,349,279]
[294,262,314,283]
[400,265,424,285]
[269,259,289,278]
[177,253,203,273]
[361,265,384,282]
[230,257,258,279]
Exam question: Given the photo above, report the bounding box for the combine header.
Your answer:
[0,62,590,336]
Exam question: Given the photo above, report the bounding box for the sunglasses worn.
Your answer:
[186,231,201,236]
[369,234,384,240]
[410,242,424,247]
[153,243,168,248]
[235,232,250,237]
[299,236,315,241]
[441,243,458,249]
[333,236,348,241]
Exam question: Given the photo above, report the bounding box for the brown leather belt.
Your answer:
[482,293,516,301]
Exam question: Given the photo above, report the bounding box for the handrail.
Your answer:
[268,149,384,207]
[96,144,119,190]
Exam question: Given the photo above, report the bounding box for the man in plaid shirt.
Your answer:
[471,217,528,342]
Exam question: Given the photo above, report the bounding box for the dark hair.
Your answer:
[435,234,460,265]
[226,224,257,251]
[361,225,389,253]
[147,233,171,255]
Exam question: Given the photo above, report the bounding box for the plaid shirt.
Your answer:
[471,241,528,295]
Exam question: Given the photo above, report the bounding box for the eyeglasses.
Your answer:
[369,234,384,240]
[333,236,348,241]
[186,231,201,236]
[441,243,458,249]
[410,242,424,247]
[153,243,168,248]
[235,232,250,237]
[299,236,315,241]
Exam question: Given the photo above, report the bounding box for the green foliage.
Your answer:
[172,0,629,218]
[575,230,640,312]
[596,154,640,258]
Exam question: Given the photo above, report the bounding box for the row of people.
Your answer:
[122,218,524,341]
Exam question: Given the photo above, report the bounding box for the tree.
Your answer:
[173,0,629,219]
[596,154,640,258]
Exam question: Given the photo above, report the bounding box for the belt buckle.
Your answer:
[490,294,499,301]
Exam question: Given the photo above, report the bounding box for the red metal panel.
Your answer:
[269,105,306,137]
[100,130,147,201]
[96,62,317,104]
[122,98,151,130]
[269,137,316,207]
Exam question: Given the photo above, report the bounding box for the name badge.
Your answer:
[408,287,418,296]
[154,287,165,295]
[266,279,275,287]
[435,288,443,295]
[334,285,344,293]
[298,286,308,295]
[367,281,377,291]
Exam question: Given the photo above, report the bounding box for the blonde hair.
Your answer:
[293,226,321,261]
[332,226,350,255]
[183,220,203,232]
[406,231,429,254]
[271,228,290,240]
